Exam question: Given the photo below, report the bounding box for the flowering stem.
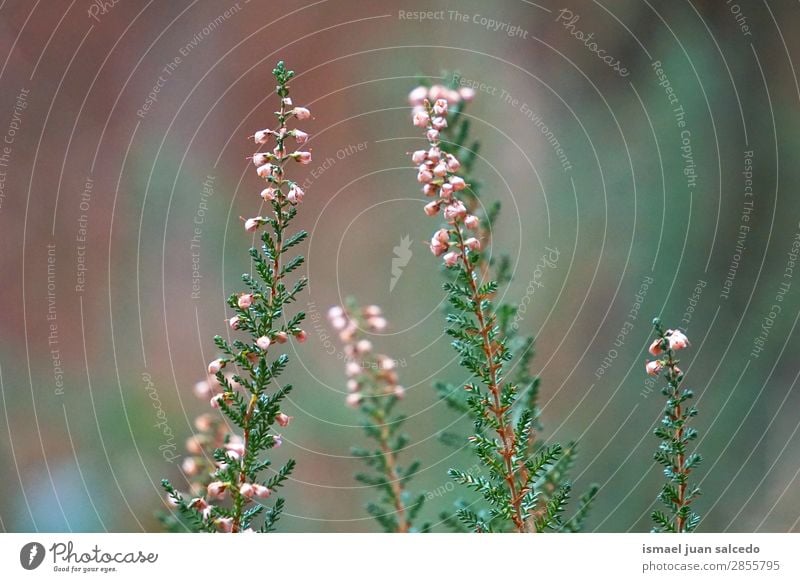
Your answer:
[328,304,425,533]
[647,319,702,533]
[163,61,311,533]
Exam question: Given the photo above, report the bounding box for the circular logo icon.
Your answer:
[20,542,45,570]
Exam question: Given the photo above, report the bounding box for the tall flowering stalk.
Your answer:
[328,303,427,532]
[407,86,585,533]
[162,62,312,532]
[646,319,702,533]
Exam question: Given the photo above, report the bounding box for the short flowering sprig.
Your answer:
[408,89,575,533]
[646,319,702,533]
[162,62,312,533]
[328,303,428,533]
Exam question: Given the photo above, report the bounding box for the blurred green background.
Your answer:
[1,0,799,532]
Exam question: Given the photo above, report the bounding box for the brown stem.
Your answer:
[666,351,687,533]
[453,224,525,532]
[374,411,409,533]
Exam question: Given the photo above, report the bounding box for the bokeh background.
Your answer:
[1,0,799,532]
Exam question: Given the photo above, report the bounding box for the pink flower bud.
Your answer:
[411,150,427,164]
[207,481,227,499]
[276,412,291,427]
[215,517,233,532]
[428,85,445,101]
[256,336,271,351]
[210,394,224,408]
[293,129,309,144]
[423,201,440,216]
[422,183,438,197]
[464,215,480,229]
[239,483,255,498]
[226,441,245,458]
[393,385,406,398]
[328,306,344,319]
[368,316,387,331]
[440,182,454,198]
[667,330,689,351]
[426,128,439,142]
[432,99,448,116]
[465,237,481,251]
[254,130,270,144]
[292,106,311,119]
[408,86,428,105]
[193,380,212,399]
[380,357,396,371]
[430,240,448,257]
[443,201,467,222]
[287,184,304,204]
[459,87,476,101]
[645,360,663,376]
[346,379,359,393]
[244,217,263,233]
[330,316,347,330]
[295,330,308,343]
[261,187,277,201]
[346,393,362,408]
[228,316,240,330]
[208,358,226,374]
[413,110,430,128]
[294,151,312,164]
[417,168,433,183]
[256,163,273,178]
[648,338,664,357]
[182,457,198,476]
[272,435,283,448]
[443,251,460,267]
[274,331,289,343]
[433,163,448,177]
[252,484,271,498]
[238,293,254,309]
[427,147,441,162]
[449,176,466,191]
[346,361,361,377]
[252,153,269,166]
[194,413,213,432]
[445,154,461,172]
[356,339,373,353]
[364,305,382,317]
[434,228,450,245]
[186,436,202,454]
[431,116,448,130]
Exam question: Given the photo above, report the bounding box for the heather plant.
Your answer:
[162,61,312,532]
[645,319,702,533]
[328,303,428,532]
[407,81,596,532]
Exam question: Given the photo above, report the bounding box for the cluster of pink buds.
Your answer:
[408,84,475,110]
[645,329,690,376]
[409,93,482,267]
[328,304,387,341]
[327,305,404,408]
[243,99,312,232]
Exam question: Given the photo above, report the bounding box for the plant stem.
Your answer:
[373,410,409,533]
[453,224,524,532]
[666,351,686,533]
